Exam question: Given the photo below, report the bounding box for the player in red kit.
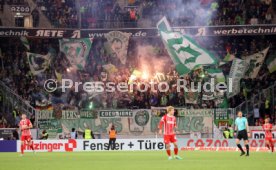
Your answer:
[159,106,182,160]
[19,114,35,155]
[262,117,274,153]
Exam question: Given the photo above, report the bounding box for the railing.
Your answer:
[234,82,276,124]
[0,81,36,119]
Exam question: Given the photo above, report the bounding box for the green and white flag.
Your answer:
[185,91,199,104]
[20,36,30,51]
[204,68,226,102]
[27,52,51,75]
[105,31,131,65]
[227,58,248,98]
[157,17,217,75]
[266,53,276,73]
[245,47,269,78]
[59,38,93,70]
[206,68,225,83]
[223,52,235,62]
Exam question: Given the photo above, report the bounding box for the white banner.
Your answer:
[17,138,164,152]
[17,138,274,152]
[251,130,276,139]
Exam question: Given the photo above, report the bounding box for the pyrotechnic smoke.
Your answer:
[136,45,172,76]
[163,0,217,26]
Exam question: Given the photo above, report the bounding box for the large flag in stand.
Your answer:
[105,31,131,65]
[59,38,93,70]
[227,58,248,98]
[27,52,51,75]
[245,47,269,78]
[157,17,217,75]
[20,36,30,51]
[266,53,276,73]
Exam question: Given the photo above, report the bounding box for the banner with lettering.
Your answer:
[1,25,276,38]
[177,109,213,134]
[15,138,274,152]
[36,108,236,139]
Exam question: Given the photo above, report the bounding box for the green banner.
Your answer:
[79,110,98,119]
[99,110,133,117]
[178,109,213,117]
[37,108,235,138]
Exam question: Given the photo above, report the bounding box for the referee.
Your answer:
[234,111,250,156]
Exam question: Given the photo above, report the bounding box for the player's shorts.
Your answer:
[265,137,273,143]
[21,135,32,142]
[237,130,248,140]
[164,134,177,144]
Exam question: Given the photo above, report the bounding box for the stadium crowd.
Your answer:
[80,0,139,28]
[140,0,274,27]
[28,0,275,28]
[35,0,78,28]
[0,0,275,128]
[0,0,274,28]
[0,36,275,115]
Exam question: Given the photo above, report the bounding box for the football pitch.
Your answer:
[1,151,276,170]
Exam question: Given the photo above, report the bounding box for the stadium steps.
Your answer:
[26,0,53,28]
[272,1,276,24]
[0,3,15,27]
[0,0,52,28]
[0,81,36,123]
[235,82,276,125]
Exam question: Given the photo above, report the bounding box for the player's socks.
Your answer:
[237,144,245,153]
[166,150,171,156]
[174,148,178,155]
[245,144,249,156]
[266,144,271,150]
[21,144,24,154]
[30,144,34,151]
[271,142,274,152]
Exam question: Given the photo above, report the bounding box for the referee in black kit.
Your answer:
[234,111,250,156]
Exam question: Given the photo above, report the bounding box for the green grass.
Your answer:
[1,151,276,170]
